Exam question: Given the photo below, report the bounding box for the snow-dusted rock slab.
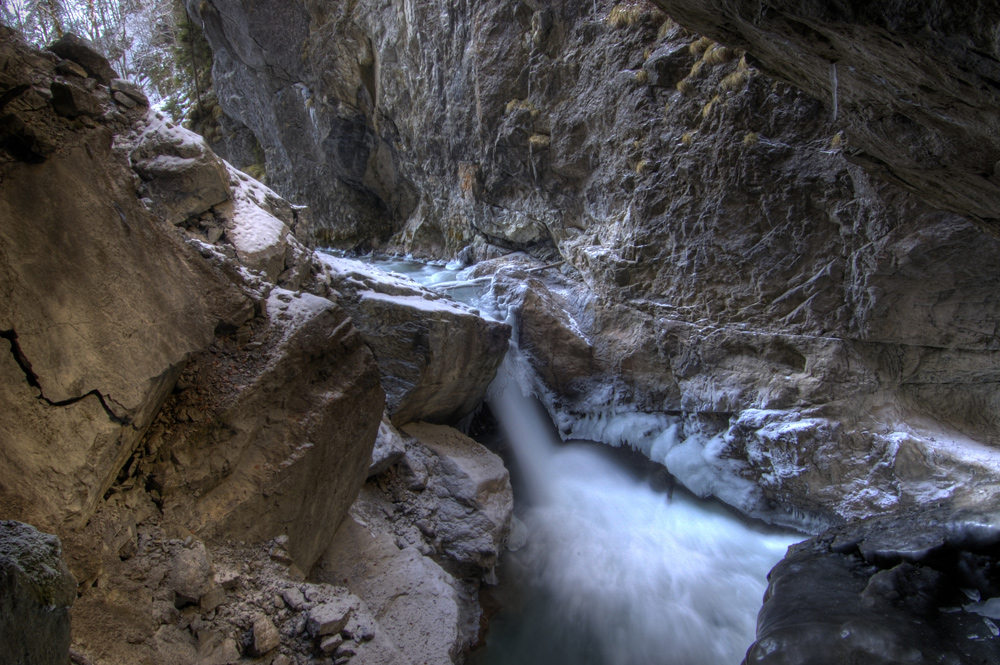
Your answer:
[224,164,294,282]
[317,255,510,426]
[130,113,231,225]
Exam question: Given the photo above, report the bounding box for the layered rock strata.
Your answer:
[649,0,1000,233]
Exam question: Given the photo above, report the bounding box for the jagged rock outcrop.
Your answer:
[130,113,232,225]
[1,28,504,665]
[744,508,1000,664]
[648,0,1000,234]
[190,0,1000,529]
[0,521,76,665]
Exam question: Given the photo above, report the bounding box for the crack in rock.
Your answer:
[0,329,133,426]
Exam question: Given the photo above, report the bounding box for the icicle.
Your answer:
[830,62,839,123]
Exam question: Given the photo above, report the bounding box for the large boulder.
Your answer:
[153,288,384,572]
[0,32,250,530]
[47,32,118,84]
[0,521,76,665]
[398,422,513,576]
[315,422,513,662]
[317,255,510,426]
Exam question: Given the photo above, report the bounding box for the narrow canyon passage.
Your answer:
[5,3,1000,661]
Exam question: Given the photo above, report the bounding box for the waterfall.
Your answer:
[350,254,802,665]
[478,317,801,665]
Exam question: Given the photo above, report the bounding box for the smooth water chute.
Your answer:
[482,310,801,665]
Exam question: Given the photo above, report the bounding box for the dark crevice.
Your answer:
[1,329,133,426]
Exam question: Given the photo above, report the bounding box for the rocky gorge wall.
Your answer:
[193,0,1000,528]
[0,27,515,665]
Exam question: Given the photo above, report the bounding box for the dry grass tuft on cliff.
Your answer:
[608,1,667,29]
[689,35,714,55]
[703,43,737,66]
[529,133,551,150]
[505,98,540,117]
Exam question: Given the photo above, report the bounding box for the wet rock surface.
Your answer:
[745,508,1000,664]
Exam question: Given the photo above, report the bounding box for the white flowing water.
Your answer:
[350,254,803,664]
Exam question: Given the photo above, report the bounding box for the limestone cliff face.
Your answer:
[193,0,1000,526]
[648,0,1000,234]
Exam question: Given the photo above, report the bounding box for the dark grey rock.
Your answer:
[55,59,88,79]
[47,32,118,85]
[110,78,149,106]
[745,508,1000,665]
[0,521,76,665]
[50,80,102,118]
[112,90,137,109]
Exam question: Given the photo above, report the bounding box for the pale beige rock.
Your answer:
[0,119,249,530]
[314,516,463,665]
[167,541,215,606]
[400,423,513,573]
[250,615,281,655]
[307,598,354,637]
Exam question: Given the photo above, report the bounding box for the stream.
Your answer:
[334,253,803,665]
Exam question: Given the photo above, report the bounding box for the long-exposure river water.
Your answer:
[333,253,803,664]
